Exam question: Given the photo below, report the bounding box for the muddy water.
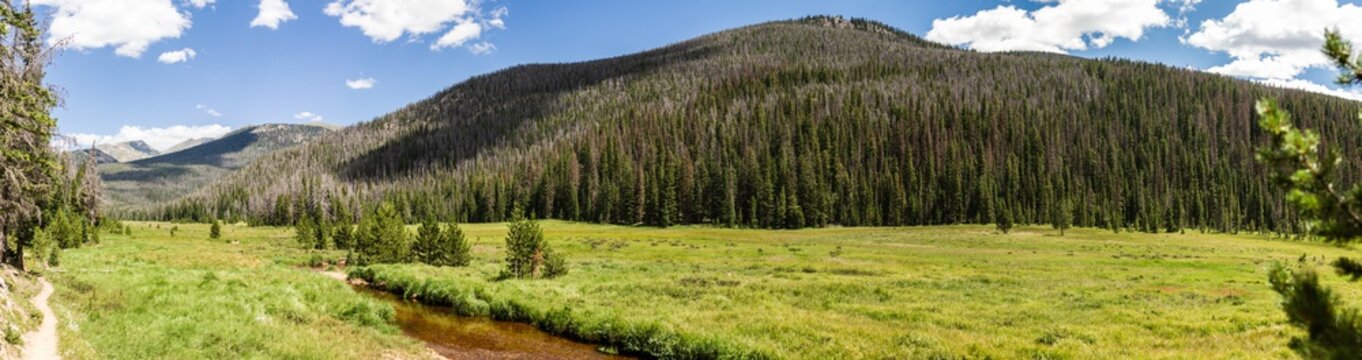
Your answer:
[351,286,633,360]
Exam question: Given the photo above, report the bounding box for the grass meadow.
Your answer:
[46,222,427,359]
[41,220,1362,359]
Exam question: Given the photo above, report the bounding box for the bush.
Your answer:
[210,219,222,239]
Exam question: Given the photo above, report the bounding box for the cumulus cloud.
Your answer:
[345,77,376,89]
[294,112,324,122]
[468,42,496,55]
[187,0,214,8]
[195,104,221,117]
[67,124,232,151]
[1185,0,1362,80]
[33,0,191,58]
[324,0,505,52]
[324,0,471,42]
[432,20,481,50]
[251,0,298,29]
[925,0,1173,53]
[1255,78,1362,102]
[157,48,196,64]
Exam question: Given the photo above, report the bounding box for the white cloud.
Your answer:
[195,104,222,117]
[32,0,191,58]
[324,0,472,42]
[487,6,508,29]
[1185,0,1362,80]
[67,124,232,151]
[157,48,196,64]
[925,0,1173,53]
[345,77,376,89]
[324,0,505,52]
[294,112,324,122]
[432,20,481,50]
[468,42,496,55]
[187,0,214,9]
[251,0,298,29]
[1255,78,1362,102]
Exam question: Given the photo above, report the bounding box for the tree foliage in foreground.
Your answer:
[1256,29,1362,359]
[0,0,61,270]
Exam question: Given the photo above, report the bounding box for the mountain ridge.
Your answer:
[146,16,1362,235]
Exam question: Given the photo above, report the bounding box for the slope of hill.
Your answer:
[94,140,159,162]
[164,137,215,154]
[101,124,332,209]
[69,148,118,164]
[152,16,1362,234]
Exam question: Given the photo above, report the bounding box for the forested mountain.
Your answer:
[146,16,1362,234]
[101,124,331,211]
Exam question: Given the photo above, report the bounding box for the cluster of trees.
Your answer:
[294,201,473,268]
[0,1,101,270]
[144,17,1362,236]
[297,201,565,278]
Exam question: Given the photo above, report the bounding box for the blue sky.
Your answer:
[37,0,1362,150]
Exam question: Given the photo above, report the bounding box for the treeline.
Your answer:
[145,16,1362,235]
[295,201,565,278]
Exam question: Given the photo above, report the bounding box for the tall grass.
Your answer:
[48,222,425,359]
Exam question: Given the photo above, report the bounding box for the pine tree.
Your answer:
[437,222,471,267]
[0,2,60,269]
[295,213,316,248]
[1253,29,1362,358]
[412,217,441,264]
[996,204,1014,234]
[210,219,222,240]
[501,209,565,278]
[352,202,409,265]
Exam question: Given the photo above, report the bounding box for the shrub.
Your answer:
[210,219,222,239]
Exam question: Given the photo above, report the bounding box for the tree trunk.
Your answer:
[0,228,20,270]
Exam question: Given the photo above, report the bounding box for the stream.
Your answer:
[348,284,633,360]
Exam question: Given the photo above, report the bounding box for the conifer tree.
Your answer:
[210,219,221,240]
[412,217,441,264]
[437,222,471,267]
[0,1,59,269]
[1254,29,1362,358]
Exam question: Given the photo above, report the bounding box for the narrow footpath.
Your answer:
[22,278,58,360]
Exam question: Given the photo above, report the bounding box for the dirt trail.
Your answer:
[22,278,58,360]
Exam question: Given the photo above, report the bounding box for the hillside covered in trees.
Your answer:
[146,16,1362,234]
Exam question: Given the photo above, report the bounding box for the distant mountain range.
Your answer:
[100,123,333,210]
[69,137,218,165]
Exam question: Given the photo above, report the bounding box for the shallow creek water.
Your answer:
[349,285,633,360]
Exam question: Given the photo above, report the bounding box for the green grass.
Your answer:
[46,221,1362,359]
[350,222,1362,359]
[48,222,426,359]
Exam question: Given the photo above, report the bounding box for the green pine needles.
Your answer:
[1254,28,1362,359]
[502,211,568,279]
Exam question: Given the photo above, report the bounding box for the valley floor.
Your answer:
[44,221,1362,359]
